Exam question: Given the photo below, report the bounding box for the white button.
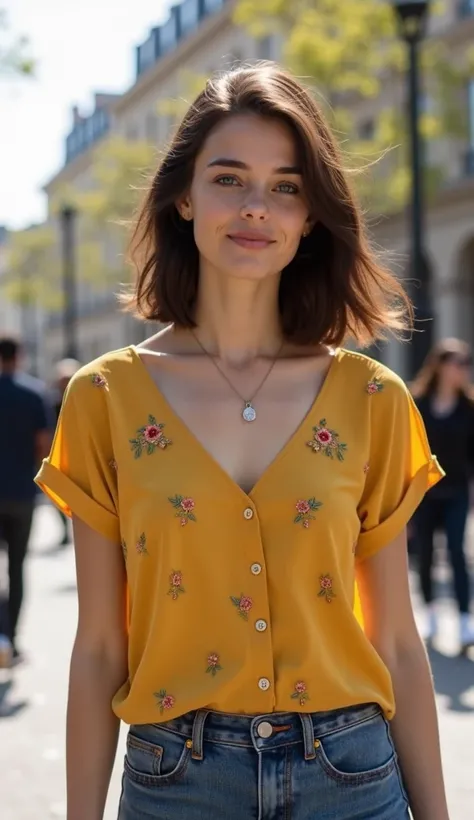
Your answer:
[251,563,262,575]
[258,677,271,691]
[243,507,254,520]
[257,721,273,738]
[255,619,267,632]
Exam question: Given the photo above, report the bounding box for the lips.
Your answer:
[227,232,275,250]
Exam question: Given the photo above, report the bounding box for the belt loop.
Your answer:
[299,713,316,760]
[191,709,210,760]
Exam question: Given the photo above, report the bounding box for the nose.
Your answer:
[240,191,270,222]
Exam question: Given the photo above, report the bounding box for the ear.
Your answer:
[176,195,193,221]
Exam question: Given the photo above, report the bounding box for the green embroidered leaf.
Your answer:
[317,589,326,597]
[308,498,321,510]
[290,692,299,699]
[294,514,303,523]
[134,447,142,459]
[337,450,345,462]
[157,689,166,698]
[188,512,196,522]
[147,444,155,455]
[178,586,185,593]
[148,414,157,425]
[230,596,240,607]
[239,611,248,621]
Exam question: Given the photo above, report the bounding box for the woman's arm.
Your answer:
[356,528,449,820]
[67,515,128,820]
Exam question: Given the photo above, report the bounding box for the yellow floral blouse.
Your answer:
[35,346,443,724]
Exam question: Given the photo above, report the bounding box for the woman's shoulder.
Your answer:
[337,348,408,399]
[65,346,136,395]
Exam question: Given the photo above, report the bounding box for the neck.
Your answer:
[435,382,458,403]
[0,363,15,376]
[193,265,283,367]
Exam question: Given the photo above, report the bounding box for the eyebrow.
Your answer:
[207,158,302,175]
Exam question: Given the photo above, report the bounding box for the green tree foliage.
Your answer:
[234,0,474,212]
[4,224,61,311]
[0,9,34,76]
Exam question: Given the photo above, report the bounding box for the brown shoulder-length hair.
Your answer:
[410,338,474,401]
[124,62,412,347]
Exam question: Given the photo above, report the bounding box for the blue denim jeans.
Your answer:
[118,702,410,819]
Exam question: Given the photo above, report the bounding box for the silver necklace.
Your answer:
[191,331,284,423]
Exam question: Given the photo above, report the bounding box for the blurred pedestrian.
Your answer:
[52,358,81,546]
[411,338,474,651]
[35,66,449,819]
[0,336,52,665]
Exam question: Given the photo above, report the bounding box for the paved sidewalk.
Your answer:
[1,502,474,819]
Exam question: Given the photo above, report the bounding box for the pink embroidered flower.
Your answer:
[181,497,195,512]
[294,497,322,529]
[318,574,336,603]
[121,539,127,560]
[363,462,370,474]
[109,459,118,471]
[154,689,175,714]
[316,428,332,445]
[366,378,384,395]
[136,533,148,555]
[230,594,253,620]
[307,419,347,461]
[130,415,172,457]
[167,570,185,600]
[291,681,309,706]
[144,425,162,443]
[206,653,223,676]
[169,495,197,525]
[91,373,107,387]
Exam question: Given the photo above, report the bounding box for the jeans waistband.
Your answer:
[149,702,382,762]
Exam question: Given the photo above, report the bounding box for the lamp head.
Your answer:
[391,1,430,42]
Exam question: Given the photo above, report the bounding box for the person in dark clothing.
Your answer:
[52,358,81,546]
[411,338,474,652]
[0,337,52,664]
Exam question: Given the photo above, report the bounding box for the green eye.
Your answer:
[216,176,239,186]
[277,182,299,194]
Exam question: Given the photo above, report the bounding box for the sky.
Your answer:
[0,0,171,230]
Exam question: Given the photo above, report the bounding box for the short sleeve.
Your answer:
[35,368,120,543]
[356,375,444,562]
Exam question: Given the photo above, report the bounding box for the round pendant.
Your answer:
[242,403,257,423]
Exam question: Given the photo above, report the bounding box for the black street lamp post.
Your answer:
[391,0,432,376]
[60,205,79,360]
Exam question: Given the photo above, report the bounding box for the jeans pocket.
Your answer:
[314,713,396,785]
[124,726,191,787]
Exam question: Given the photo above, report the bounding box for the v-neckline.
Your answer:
[128,344,344,500]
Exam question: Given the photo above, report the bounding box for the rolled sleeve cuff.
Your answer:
[356,456,444,563]
[35,461,120,544]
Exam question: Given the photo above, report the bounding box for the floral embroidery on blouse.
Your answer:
[109,459,118,471]
[366,378,384,395]
[129,415,172,458]
[294,498,322,528]
[230,594,253,620]
[291,681,309,706]
[307,419,347,461]
[154,689,175,714]
[91,373,107,388]
[167,570,185,600]
[318,574,336,603]
[121,538,127,560]
[206,652,223,676]
[168,495,196,526]
[363,462,370,474]
[136,533,148,555]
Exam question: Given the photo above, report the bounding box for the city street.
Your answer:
[1,501,474,819]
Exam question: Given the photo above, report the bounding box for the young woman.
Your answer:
[36,65,449,820]
[411,338,474,651]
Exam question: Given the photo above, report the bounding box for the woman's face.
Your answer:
[438,352,472,390]
[181,113,311,281]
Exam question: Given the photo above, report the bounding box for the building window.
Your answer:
[145,113,158,143]
[180,0,199,35]
[468,80,474,149]
[258,35,274,60]
[358,119,375,141]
